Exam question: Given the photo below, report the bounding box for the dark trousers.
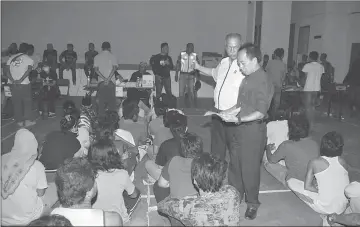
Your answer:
[96,81,116,117]
[227,122,267,208]
[84,64,98,81]
[302,91,318,127]
[11,84,34,122]
[210,115,228,161]
[38,86,57,113]
[59,63,76,84]
[155,75,172,98]
[269,90,282,120]
[179,73,195,108]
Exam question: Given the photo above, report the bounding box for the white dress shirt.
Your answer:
[211,57,244,110]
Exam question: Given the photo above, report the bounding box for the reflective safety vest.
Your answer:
[180,52,197,73]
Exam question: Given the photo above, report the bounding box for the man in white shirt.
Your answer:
[302,51,324,128]
[4,43,36,127]
[194,33,244,160]
[94,42,121,117]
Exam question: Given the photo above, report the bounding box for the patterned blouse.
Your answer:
[158,185,242,226]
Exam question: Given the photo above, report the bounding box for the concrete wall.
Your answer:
[291,1,360,83]
[1,1,248,64]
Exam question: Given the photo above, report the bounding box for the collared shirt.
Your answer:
[94,50,118,83]
[211,57,244,110]
[237,68,274,118]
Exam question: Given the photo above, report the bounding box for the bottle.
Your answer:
[136,77,140,87]
[87,76,90,86]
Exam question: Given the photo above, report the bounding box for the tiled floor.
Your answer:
[1,95,359,226]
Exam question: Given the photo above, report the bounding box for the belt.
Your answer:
[241,118,267,125]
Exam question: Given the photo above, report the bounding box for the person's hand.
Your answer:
[326,213,337,226]
[266,143,276,152]
[194,61,200,70]
[175,74,179,82]
[104,79,109,86]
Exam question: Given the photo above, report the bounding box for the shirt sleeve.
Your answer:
[35,161,48,189]
[302,63,310,73]
[161,158,173,181]
[211,61,221,81]
[122,171,136,195]
[255,78,273,115]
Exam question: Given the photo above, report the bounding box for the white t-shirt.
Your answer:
[6,53,34,84]
[92,169,135,223]
[94,50,118,83]
[1,161,47,226]
[302,62,324,92]
[264,120,289,166]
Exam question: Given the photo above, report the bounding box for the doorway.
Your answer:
[297,25,310,55]
[287,23,296,66]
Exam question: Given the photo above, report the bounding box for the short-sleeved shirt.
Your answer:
[43,49,58,67]
[149,117,173,148]
[237,68,274,117]
[6,53,34,84]
[162,156,197,199]
[60,50,77,64]
[158,185,242,226]
[92,169,135,223]
[265,59,287,90]
[119,118,146,146]
[302,62,324,92]
[155,137,181,166]
[1,161,47,226]
[150,54,174,78]
[272,137,320,181]
[39,131,81,170]
[85,50,99,66]
[94,50,118,83]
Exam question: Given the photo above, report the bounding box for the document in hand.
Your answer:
[204,107,241,123]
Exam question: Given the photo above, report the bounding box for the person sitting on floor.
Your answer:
[38,64,58,118]
[62,100,79,118]
[154,132,203,203]
[287,131,351,220]
[158,152,242,226]
[28,215,73,226]
[39,115,81,171]
[327,181,360,226]
[145,110,188,180]
[2,129,58,226]
[119,98,147,146]
[51,157,122,226]
[265,114,320,186]
[89,138,141,224]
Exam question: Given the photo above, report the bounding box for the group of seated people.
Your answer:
[264,108,360,226]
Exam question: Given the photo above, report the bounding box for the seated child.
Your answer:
[2,129,58,226]
[154,132,203,203]
[145,110,188,180]
[38,64,58,118]
[288,131,350,216]
[265,114,319,185]
[89,139,141,224]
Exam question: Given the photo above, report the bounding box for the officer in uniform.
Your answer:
[175,43,200,108]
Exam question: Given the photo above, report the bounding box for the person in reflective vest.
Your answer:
[175,43,200,108]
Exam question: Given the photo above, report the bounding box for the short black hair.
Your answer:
[55,157,96,207]
[239,43,262,63]
[89,138,124,172]
[60,115,77,132]
[191,153,228,193]
[27,44,34,51]
[320,131,344,157]
[309,51,319,61]
[274,48,284,59]
[179,132,203,159]
[102,41,111,50]
[288,115,310,141]
[161,42,168,49]
[122,98,139,121]
[28,215,73,226]
[63,100,77,115]
[320,53,327,59]
[18,43,28,54]
[67,43,73,47]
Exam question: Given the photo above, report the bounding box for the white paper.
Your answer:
[204,107,241,123]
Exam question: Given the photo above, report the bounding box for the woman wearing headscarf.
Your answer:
[1,129,58,226]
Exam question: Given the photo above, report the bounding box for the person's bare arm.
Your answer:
[128,187,140,199]
[107,65,118,82]
[304,160,318,192]
[59,52,65,65]
[175,54,181,82]
[338,157,360,174]
[329,213,360,226]
[94,67,107,81]
[266,142,286,164]
[17,65,33,83]
[104,211,123,226]
[194,61,218,79]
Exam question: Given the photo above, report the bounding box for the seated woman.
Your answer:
[145,110,187,181]
[51,157,122,226]
[158,153,242,226]
[288,131,351,217]
[154,132,202,203]
[2,129,58,226]
[38,64,58,118]
[119,98,147,146]
[265,114,319,185]
[39,115,81,171]
[89,139,141,224]
[28,215,73,226]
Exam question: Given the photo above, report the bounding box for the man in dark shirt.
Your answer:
[84,43,98,81]
[38,64,58,118]
[43,43,58,71]
[223,43,274,220]
[59,43,77,85]
[150,42,174,98]
[127,62,152,104]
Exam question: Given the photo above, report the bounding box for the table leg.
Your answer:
[338,91,343,121]
[327,92,332,117]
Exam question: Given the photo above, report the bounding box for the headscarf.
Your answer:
[2,129,38,199]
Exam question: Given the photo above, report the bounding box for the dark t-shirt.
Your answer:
[43,49,58,67]
[60,50,77,63]
[155,137,180,166]
[85,50,98,66]
[39,131,81,170]
[150,54,174,78]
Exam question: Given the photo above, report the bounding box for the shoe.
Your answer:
[48,112,56,118]
[245,206,258,220]
[24,120,36,127]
